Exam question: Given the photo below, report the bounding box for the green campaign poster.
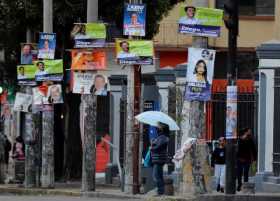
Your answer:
[34,59,63,81]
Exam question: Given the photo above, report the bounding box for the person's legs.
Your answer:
[243,162,251,183]
[214,164,221,191]
[237,160,244,191]
[220,165,226,193]
[153,163,164,195]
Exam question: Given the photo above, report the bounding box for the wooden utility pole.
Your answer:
[181,0,212,195]
[41,0,54,188]
[81,0,98,192]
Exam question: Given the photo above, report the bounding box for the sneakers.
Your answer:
[237,185,242,192]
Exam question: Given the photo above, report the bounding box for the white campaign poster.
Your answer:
[226,86,238,139]
[73,72,95,94]
[32,87,48,105]
[47,84,63,104]
[13,93,33,112]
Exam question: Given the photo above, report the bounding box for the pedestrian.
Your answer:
[4,135,11,167]
[12,136,25,161]
[236,128,257,191]
[211,137,226,193]
[150,122,170,196]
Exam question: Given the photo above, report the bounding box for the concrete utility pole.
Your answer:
[81,0,98,192]
[181,0,212,195]
[41,0,54,188]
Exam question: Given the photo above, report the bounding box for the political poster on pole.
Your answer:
[185,47,215,101]
[71,50,106,70]
[124,3,146,37]
[13,93,33,113]
[17,65,37,86]
[38,33,56,59]
[178,6,223,37]
[34,59,63,81]
[225,86,238,139]
[47,84,63,104]
[20,43,38,65]
[115,39,154,65]
[32,86,48,106]
[71,23,106,48]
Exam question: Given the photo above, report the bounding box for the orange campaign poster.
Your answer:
[71,50,106,70]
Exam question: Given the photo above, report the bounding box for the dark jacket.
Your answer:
[237,137,257,163]
[211,147,226,167]
[150,134,169,164]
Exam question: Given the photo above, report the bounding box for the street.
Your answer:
[0,195,140,201]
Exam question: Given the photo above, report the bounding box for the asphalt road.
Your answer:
[0,195,141,201]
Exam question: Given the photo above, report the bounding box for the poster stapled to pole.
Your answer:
[226,86,238,139]
[21,43,38,65]
[17,65,37,86]
[38,33,56,59]
[71,50,106,70]
[34,59,63,81]
[13,92,33,113]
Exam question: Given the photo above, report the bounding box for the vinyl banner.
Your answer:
[71,50,106,70]
[34,59,63,81]
[38,33,56,59]
[17,65,37,86]
[124,3,146,36]
[225,86,238,139]
[71,23,106,48]
[178,6,223,37]
[73,72,109,96]
[185,47,216,101]
[115,39,153,65]
[21,43,38,65]
[13,93,32,112]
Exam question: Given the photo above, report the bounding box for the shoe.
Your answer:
[216,184,220,192]
[237,185,241,192]
[220,187,224,193]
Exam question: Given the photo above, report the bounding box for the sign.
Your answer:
[13,93,32,112]
[17,65,37,85]
[47,84,63,104]
[115,39,153,65]
[71,50,106,70]
[124,3,146,36]
[33,84,63,105]
[73,72,109,96]
[38,33,56,59]
[21,43,38,65]
[71,23,106,48]
[185,47,216,101]
[34,60,63,81]
[225,86,237,139]
[178,6,223,37]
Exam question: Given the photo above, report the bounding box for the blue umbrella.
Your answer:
[135,111,180,131]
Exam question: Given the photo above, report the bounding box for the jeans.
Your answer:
[237,160,251,187]
[214,164,226,188]
[153,163,164,195]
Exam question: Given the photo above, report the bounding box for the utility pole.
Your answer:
[41,0,54,188]
[181,0,212,194]
[224,0,239,194]
[81,0,98,192]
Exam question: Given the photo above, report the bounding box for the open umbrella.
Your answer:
[135,111,180,131]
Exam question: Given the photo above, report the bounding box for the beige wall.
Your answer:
[154,1,277,48]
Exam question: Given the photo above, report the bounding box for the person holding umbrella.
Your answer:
[150,122,170,196]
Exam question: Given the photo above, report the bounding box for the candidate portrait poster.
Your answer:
[71,50,106,70]
[225,86,237,139]
[38,33,56,59]
[115,39,154,65]
[32,86,48,105]
[124,3,146,37]
[13,93,33,113]
[47,84,63,104]
[185,47,216,101]
[20,43,38,65]
[34,59,63,81]
[17,65,37,86]
[71,23,106,48]
[178,6,223,37]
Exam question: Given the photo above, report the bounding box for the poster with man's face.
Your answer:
[38,32,56,59]
[71,50,106,70]
[17,65,37,86]
[20,43,38,65]
[124,3,146,36]
[34,59,63,81]
[226,86,237,139]
[47,84,63,104]
[13,93,33,113]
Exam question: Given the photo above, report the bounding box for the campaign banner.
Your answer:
[225,86,238,139]
[13,93,32,113]
[38,33,56,59]
[185,47,216,101]
[34,59,63,81]
[71,23,106,48]
[178,6,223,37]
[124,3,146,37]
[115,39,154,65]
[73,72,109,96]
[71,50,106,70]
[21,43,38,65]
[17,65,37,86]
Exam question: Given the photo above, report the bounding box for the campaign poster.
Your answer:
[178,6,223,37]
[34,59,63,81]
[185,47,216,101]
[124,3,146,37]
[71,23,106,48]
[71,50,106,70]
[32,86,48,105]
[38,33,56,59]
[17,65,37,86]
[225,86,238,139]
[47,84,63,104]
[20,43,38,64]
[73,72,109,96]
[115,39,154,65]
[13,93,33,113]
